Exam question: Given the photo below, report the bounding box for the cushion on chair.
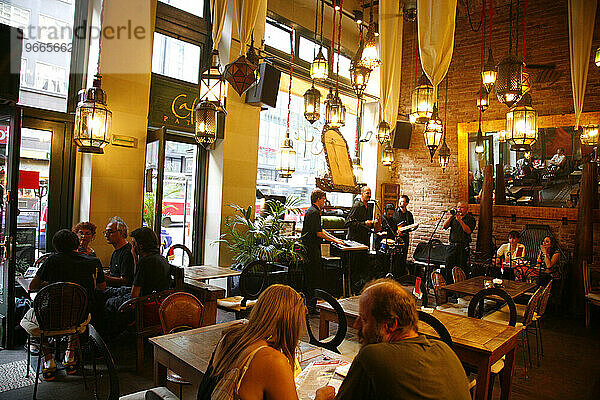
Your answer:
[483,311,525,329]
[217,296,257,311]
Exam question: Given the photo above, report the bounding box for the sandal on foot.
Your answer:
[42,366,56,381]
[63,359,77,375]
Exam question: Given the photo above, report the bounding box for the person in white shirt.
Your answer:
[495,231,526,278]
[548,147,566,170]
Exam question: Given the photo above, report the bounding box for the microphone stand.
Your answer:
[422,210,447,308]
[372,200,400,279]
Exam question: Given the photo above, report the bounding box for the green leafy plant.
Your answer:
[217,197,306,268]
[142,192,178,227]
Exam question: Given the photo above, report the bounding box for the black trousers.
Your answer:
[303,246,322,306]
[445,243,470,279]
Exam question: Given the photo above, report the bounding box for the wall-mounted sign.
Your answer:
[149,74,198,133]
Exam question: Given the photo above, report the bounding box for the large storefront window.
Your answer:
[257,89,358,220]
[2,0,77,112]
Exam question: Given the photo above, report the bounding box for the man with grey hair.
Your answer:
[104,216,134,287]
[324,279,470,400]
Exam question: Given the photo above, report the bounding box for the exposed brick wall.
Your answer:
[391,0,600,262]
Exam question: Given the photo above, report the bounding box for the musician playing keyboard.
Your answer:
[393,195,414,273]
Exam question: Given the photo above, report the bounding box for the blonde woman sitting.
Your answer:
[199,284,333,400]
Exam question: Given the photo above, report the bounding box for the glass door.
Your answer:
[0,105,22,348]
[144,128,205,265]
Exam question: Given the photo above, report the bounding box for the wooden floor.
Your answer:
[1,308,599,399]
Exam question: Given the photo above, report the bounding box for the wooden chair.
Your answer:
[533,280,553,360]
[158,292,204,399]
[28,282,89,400]
[452,266,466,283]
[430,271,468,316]
[217,260,270,318]
[33,253,52,268]
[305,289,347,354]
[165,244,194,267]
[583,260,600,328]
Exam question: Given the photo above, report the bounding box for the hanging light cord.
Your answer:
[516,0,520,57]
[336,0,343,93]
[481,0,486,74]
[509,0,513,54]
[444,74,449,139]
[286,27,295,138]
[414,21,418,87]
[320,0,325,45]
[331,2,336,67]
[355,100,361,157]
[489,0,493,47]
[523,0,527,60]
[314,0,319,48]
[465,0,484,32]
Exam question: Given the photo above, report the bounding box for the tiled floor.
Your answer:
[1,307,599,399]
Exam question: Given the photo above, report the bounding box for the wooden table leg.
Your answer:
[500,347,516,400]
[474,357,492,400]
[319,312,330,340]
[203,300,217,326]
[153,347,167,387]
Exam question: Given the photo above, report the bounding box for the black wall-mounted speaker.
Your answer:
[391,120,412,149]
[245,63,281,109]
[0,24,23,104]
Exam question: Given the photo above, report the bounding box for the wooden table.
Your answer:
[440,276,536,300]
[317,297,522,400]
[184,265,242,281]
[150,320,351,387]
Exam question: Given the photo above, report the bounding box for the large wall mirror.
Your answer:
[458,112,600,220]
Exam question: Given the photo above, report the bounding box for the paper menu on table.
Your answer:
[295,360,347,400]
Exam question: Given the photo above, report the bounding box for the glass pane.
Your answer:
[1,0,76,112]
[16,128,51,270]
[0,122,9,292]
[159,0,203,17]
[143,140,159,231]
[152,32,201,83]
[333,53,351,79]
[264,21,291,53]
[160,141,197,264]
[298,37,326,63]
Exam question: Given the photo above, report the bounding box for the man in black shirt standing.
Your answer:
[302,189,345,307]
[345,186,377,246]
[393,195,414,275]
[443,202,477,276]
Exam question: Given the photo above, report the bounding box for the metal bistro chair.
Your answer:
[217,260,270,318]
[158,292,204,399]
[305,289,347,354]
[28,282,89,400]
[431,271,468,316]
[165,244,194,267]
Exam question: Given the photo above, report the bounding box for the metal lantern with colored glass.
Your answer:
[496,54,523,107]
[310,47,328,80]
[381,142,394,166]
[410,73,434,124]
[360,23,382,70]
[506,93,538,151]
[482,48,497,93]
[423,105,443,162]
[438,136,451,173]
[74,75,112,154]
[580,125,599,147]
[376,121,391,145]
[324,88,346,128]
[498,130,507,143]
[303,84,321,124]
[350,61,371,99]
[477,87,490,112]
[194,101,218,146]
[475,124,485,154]
[276,135,296,178]
[199,50,226,112]
[595,47,600,68]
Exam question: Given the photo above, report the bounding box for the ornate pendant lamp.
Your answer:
[74,75,112,154]
[496,0,525,108]
[410,73,435,124]
[194,101,218,146]
[498,130,507,143]
[311,0,328,80]
[199,50,227,113]
[381,142,394,166]
[376,121,391,145]
[359,0,381,69]
[580,125,599,146]
[482,48,497,93]
[424,104,443,162]
[595,47,600,68]
[350,30,371,99]
[506,93,538,151]
[476,87,490,112]
[475,123,485,154]
[277,27,297,178]
[324,88,346,128]
[223,48,257,96]
[438,137,451,172]
[303,84,321,124]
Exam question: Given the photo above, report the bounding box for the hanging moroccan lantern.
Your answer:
[580,125,599,147]
[381,142,394,166]
[506,93,538,151]
[194,101,218,146]
[410,73,435,124]
[482,48,497,93]
[303,84,321,124]
[498,130,507,143]
[310,47,329,80]
[423,104,443,162]
[223,55,257,95]
[350,61,371,99]
[438,136,451,173]
[74,75,112,154]
[477,87,490,113]
[496,54,523,108]
[475,123,485,154]
[376,121,391,145]
[324,88,345,128]
[276,134,296,178]
[359,23,381,70]
[595,47,600,68]
[199,50,227,113]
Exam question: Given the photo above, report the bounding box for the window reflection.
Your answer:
[152,32,201,84]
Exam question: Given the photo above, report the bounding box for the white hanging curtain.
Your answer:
[568,0,597,129]
[234,0,266,55]
[378,0,403,128]
[417,0,457,99]
[211,0,229,48]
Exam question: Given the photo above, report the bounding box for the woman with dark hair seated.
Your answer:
[536,236,561,285]
[199,284,333,400]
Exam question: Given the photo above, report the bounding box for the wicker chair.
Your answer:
[452,267,467,283]
[28,282,89,400]
[165,244,194,267]
[430,271,467,316]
